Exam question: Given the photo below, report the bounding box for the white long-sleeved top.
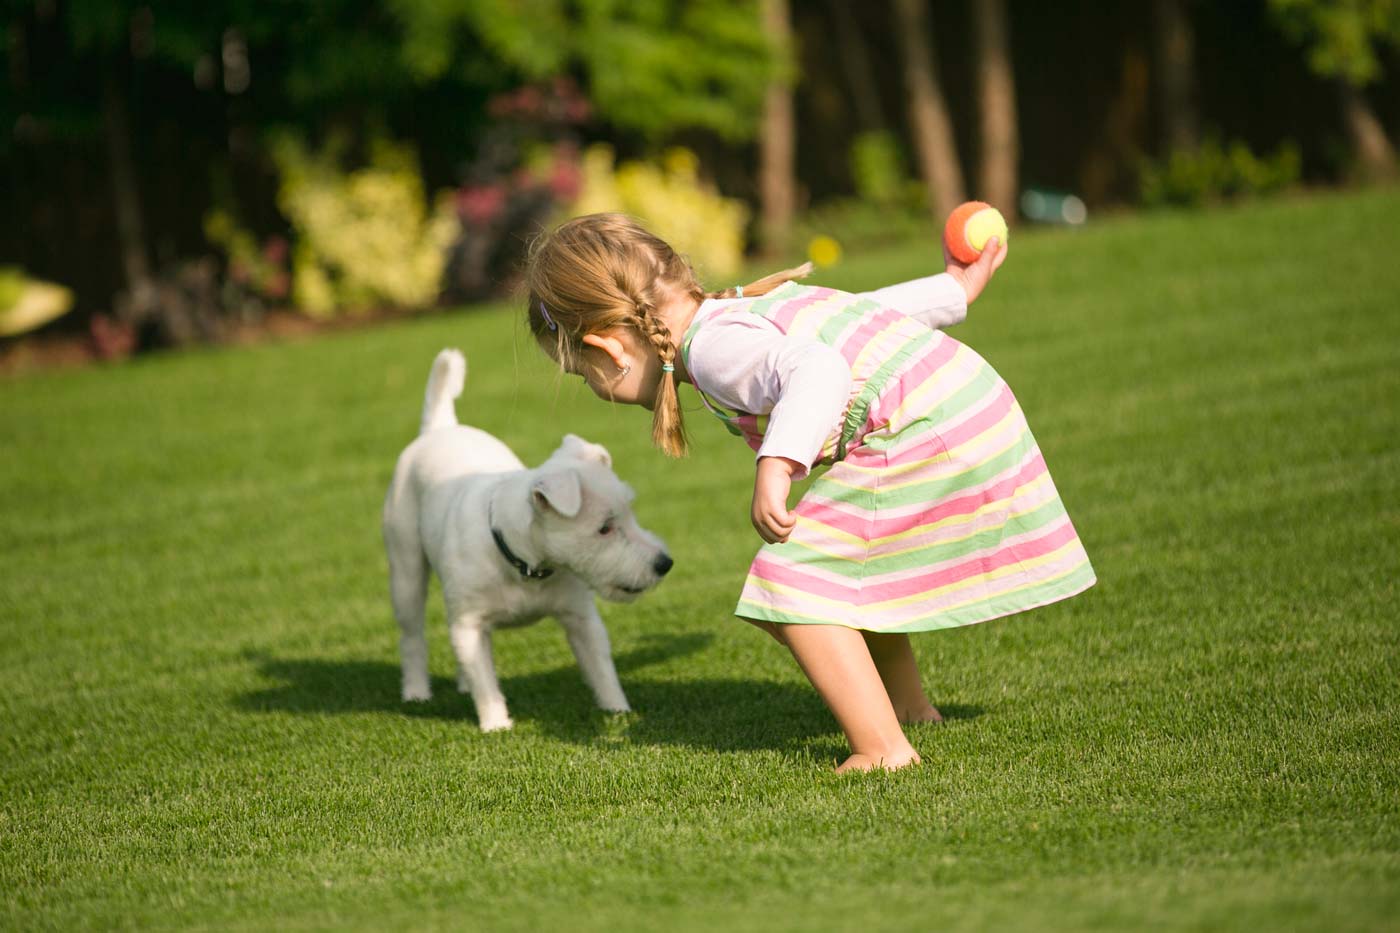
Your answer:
[686,273,968,479]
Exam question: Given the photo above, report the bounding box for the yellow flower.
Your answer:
[808,235,842,268]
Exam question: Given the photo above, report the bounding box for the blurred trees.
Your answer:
[2,0,786,339]
[973,0,1018,216]
[758,0,796,255]
[1154,0,1201,156]
[1269,0,1400,180]
[893,0,966,220]
[397,0,779,141]
[3,0,1399,344]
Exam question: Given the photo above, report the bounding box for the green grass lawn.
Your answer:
[3,189,1399,932]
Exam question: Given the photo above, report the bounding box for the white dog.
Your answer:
[382,349,672,731]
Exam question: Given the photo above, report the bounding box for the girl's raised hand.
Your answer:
[944,236,1009,305]
[752,457,799,544]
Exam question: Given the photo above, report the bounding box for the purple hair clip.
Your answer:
[538,301,558,331]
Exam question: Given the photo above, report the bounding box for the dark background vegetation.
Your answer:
[3,0,1398,335]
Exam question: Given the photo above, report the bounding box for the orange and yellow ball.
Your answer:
[943,201,1009,264]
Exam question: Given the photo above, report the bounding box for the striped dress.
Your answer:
[681,280,1095,633]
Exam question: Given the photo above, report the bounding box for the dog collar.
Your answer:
[491,527,554,580]
[488,498,553,581]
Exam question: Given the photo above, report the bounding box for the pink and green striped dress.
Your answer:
[682,280,1095,633]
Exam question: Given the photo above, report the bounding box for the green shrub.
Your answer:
[793,131,933,263]
[850,131,908,206]
[202,212,288,304]
[1140,138,1302,208]
[796,196,932,255]
[570,144,748,280]
[269,135,460,317]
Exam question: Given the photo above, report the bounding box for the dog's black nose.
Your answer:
[653,553,674,576]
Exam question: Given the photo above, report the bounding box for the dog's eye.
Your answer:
[598,520,614,536]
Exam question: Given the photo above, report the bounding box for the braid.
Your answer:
[631,294,688,458]
[703,262,813,300]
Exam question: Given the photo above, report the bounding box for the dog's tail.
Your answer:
[420,349,466,434]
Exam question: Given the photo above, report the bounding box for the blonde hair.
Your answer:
[524,213,811,457]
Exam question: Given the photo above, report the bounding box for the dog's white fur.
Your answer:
[382,349,671,731]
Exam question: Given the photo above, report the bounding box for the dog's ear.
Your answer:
[559,433,612,468]
[531,469,582,518]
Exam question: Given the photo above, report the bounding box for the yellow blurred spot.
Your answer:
[808,235,842,268]
[663,147,699,178]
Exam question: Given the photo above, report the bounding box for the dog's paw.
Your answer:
[478,714,514,732]
[402,683,432,702]
[599,701,632,714]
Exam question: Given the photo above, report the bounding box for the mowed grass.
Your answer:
[3,188,1399,932]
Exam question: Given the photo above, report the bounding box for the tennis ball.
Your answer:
[943,201,1009,264]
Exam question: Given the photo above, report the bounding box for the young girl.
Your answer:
[524,213,1094,773]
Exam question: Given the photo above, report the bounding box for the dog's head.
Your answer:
[528,434,672,602]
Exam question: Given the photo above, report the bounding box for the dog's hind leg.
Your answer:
[558,605,631,713]
[388,544,432,702]
[447,610,513,731]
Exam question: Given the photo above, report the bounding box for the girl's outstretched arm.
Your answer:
[865,235,1010,331]
[863,273,969,330]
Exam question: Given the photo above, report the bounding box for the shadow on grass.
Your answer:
[236,633,984,754]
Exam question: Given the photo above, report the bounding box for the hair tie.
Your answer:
[734,285,744,298]
[538,301,557,331]
[661,363,674,373]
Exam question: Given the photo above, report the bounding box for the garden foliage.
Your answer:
[1139,138,1302,207]
[1268,0,1400,85]
[571,145,749,280]
[268,136,460,316]
[796,131,933,256]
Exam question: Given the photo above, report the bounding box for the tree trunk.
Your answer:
[973,0,1018,215]
[1153,0,1198,154]
[758,0,796,256]
[102,66,154,316]
[1078,46,1150,206]
[827,0,885,132]
[1338,80,1398,182]
[891,0,964,220]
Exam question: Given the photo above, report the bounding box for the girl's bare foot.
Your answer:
[863,633,942,725]
[835,746,922,774]
[774,623,920,777]
[896,702,943,725]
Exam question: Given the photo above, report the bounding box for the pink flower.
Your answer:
[549,159,582,202]
[456,185,506,225]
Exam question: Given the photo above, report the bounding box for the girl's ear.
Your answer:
[581,331,628,369]
[531,469,582,518]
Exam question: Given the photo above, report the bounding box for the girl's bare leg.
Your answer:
[775,622,920,773]
[744,617,787,646]
[862,632,942,724]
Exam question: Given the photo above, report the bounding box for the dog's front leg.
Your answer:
[447,615,512,732]
[558,604,631,713]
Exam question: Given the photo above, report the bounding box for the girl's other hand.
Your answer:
[752,457,799,544]
[944,236,1009,305]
